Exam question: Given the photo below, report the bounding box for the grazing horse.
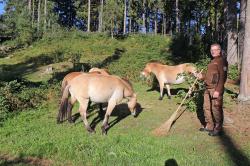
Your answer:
[141,62,197,100]
[59,68,111,123]
[58,73,137,134]
[61,68,110,93]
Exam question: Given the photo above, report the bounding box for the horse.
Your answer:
[140,61,197,100]
[58,73,137,134]
[59,68,111,123]
[61,68,110,93]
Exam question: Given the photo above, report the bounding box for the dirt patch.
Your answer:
[223,104,250,139]
[0,154,53,166]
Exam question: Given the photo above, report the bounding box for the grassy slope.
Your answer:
[0,33,170,82]
[0,34,249,165]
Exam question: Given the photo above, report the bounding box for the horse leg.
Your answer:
[98,103,105,117]
[67,96,76,123]
[165,84,172,99]
[79,99,95,133]
[159,82,164,100]
[101,100,116,135]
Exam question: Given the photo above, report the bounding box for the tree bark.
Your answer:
[98,0,103,32]
[44,0,47,32]
[239,0,247,69]
[37,0,41,32]
[28,0,32,13]
[175,0,180,33]
[225,0,238,65]
[32,0,35,27]
[87,0,91,32]
[123,0,127,34]
[142,0,146,32]
[154,9,157,35]
[162,14,166,35]
[238,0,250,102]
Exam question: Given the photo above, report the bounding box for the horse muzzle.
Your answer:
[131,110,136,117]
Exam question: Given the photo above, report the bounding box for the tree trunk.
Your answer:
[28,0,32,13]
[44,0,47,32]
[111,18,114,39]
[123,0,127,34]
[239,0,247,70]
[214,0,218,41]
[37,0,41,32]
[175,0,180,33]
[162,14,166,35]
[98,0,103,32]
[32,0,35,27]
[238,0,250,102]
[225,0,238,65]
[87,0,91,32]
[154,9,157,35]
[142,0,146,32]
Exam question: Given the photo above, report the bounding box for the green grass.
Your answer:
[1,83,249,166]
[0,33,170,82]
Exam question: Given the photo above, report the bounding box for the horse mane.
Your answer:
[147,60,165,64]
[120,77,134,92]
[121,77,132,87]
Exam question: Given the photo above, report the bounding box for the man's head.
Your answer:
[210,43,221,58]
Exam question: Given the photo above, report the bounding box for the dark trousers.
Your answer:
[203,89,224,132]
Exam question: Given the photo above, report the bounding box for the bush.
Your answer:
[228,64,239,80]
[0,80,49,124]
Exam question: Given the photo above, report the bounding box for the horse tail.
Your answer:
[61,80,67,95]
[57,85,70,123]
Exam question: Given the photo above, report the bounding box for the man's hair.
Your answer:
[210,43,221,50]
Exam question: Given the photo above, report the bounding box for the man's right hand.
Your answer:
[194,73,203,79]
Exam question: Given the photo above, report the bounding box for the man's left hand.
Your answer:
[213,91,220,98]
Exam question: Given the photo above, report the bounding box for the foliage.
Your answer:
[176,72,205,112]
[228,64,239,80]
[169,33,207,63]
[0,80,49,124]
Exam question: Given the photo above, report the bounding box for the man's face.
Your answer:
[210,45,221,58]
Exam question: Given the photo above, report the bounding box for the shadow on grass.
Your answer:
[48,47,126,83]
[165,158,178,166]
[0,154,51,166]
[89,103,143,133]
[146,85,189,99]
[219,130,250,166]
[0,53,65,81]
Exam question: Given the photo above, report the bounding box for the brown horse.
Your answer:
[59,68,111,123]
[141,62,197,100]
[58,73,137,134]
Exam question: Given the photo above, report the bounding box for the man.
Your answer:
[196,43,228,136]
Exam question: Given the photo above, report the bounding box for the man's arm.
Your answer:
[214,58,226,95]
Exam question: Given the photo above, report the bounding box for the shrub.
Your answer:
[0,80,49,124]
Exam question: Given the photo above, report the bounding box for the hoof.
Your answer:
[158,96,163,100]
[101,124,109,135]
[168,96,171,99]
[87,126,95,133]
[57,120,62,124]
[68,119,74,123]
[101,126,107,135]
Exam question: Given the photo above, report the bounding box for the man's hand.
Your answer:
[195,73,203,79]
[213,91,220,98]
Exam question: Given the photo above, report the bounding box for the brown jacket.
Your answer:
[202,56,228,94]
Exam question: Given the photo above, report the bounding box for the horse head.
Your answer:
[140,63,152,79]
[127,93,137,117]
[185,64,197,76]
